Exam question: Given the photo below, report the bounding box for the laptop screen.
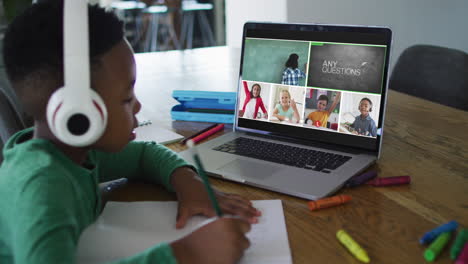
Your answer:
[236,23,392,152]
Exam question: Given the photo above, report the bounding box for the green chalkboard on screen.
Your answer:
[242,38,310,86]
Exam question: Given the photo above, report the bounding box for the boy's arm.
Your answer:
[95,141,192,191]
[350,116,358,128]
[13,172,82,264]
[13,169,178,264]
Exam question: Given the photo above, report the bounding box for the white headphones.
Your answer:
[46,0,107,147]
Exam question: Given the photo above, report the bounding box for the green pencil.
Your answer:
[187,140,223,217]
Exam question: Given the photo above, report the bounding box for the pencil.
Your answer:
[181,123,219,144]
[187,140,223,217]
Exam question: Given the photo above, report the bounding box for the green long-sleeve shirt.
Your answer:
[0,128,190,263]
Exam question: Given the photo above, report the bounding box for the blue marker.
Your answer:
[420,220,458,245]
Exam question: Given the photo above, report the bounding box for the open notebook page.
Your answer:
[134,120,184,145]
[76,200,292,264]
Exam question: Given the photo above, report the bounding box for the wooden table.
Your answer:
[110,46,468,263]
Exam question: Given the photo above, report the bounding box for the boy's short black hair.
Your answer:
[2,0,124,118]
[318,94,329,104]
[360,97,373,106]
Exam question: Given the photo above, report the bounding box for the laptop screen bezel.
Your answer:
[234,22,392,155]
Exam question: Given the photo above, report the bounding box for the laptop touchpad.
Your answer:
[217,159,281,180]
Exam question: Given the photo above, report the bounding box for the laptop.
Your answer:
[180,22,392,200]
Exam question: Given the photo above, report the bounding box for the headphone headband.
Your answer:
[46,0,108,147]
[64,0,90,98]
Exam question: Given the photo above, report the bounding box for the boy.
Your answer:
[306,92,341,128]
[0,2,260,264]
[350,98,377,137]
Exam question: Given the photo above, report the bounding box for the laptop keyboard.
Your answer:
[212,137,352,173]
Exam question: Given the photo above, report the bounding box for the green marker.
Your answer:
[450,229,468,260]
[424,232,452,262]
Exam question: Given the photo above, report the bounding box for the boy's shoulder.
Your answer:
[0,129,76,190]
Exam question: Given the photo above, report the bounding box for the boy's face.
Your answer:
[92,39,141,152]
[317,100,328,111]
[359,100,371,116]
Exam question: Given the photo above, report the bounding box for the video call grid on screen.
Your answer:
[238,37,386,139]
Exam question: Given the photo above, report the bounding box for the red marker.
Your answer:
[456,243,468,264]
[366,176,411,186]
[191,124,225,144]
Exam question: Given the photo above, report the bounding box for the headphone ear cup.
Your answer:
[46,87,107,146]
[89,89,108,126]
[46,88,66,138]
[369,107,372,112]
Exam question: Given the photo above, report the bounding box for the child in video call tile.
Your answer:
[350,98,377,137]
[307,92,341,128]
[281,53,306,86]
[273,90,300,123]
[241,82,268,119]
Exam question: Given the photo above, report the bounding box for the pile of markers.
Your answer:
[419,220,468,263]
[304,171,413,263]
[306,170,411,212]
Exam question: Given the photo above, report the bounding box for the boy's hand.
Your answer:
[171,217,251,264]
[176,190,261,228]
[170,167,261,229]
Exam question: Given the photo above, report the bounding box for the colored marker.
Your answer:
[336,229,370,263]
[456,243,468,264]
[345,170,377,187]
[452,229,468,260]
[308,195,351,211]
[366,175,411,186]
[420,220,458,245]
[424,231,452,262]
[181,123,219,144]
[190,124,225,144]
[187,140,223,217]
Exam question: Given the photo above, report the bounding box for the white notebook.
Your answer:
[135,120,184,145]
[76,200,292,264]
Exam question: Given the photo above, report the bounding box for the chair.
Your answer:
[110,1,147,52]
[142,5,175,52]
[179,0,215,49]
[0,87,27,163]
[389,45,468,111]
